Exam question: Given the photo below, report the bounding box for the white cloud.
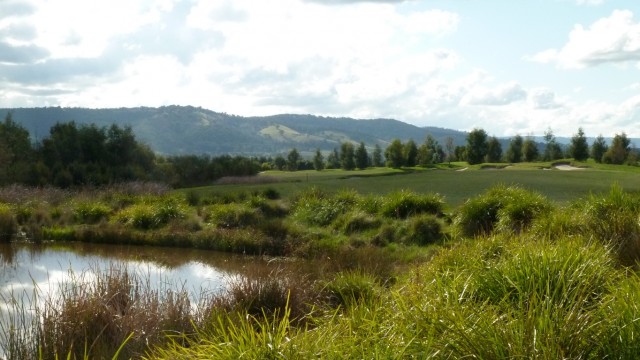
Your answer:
[461,82,527,106]
[529,10,640,68]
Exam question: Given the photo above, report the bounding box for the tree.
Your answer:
[466,128,488,165]
[505,135,523,163]
[602,133,630,164]
[385,139,405,168]
[591,135,608,163]
[486,136,503,163]
[274,155,286,170]
[522,136,539,162]
[445,136,455,164]
[355,142,369,170]
[286,148,300,171]
[340,142,356,170]
[403,139,418,167]
[0,112,33,184]
[542,128,563,161]
[313,149,324,171]
[326,148,340,169]
[569,127,589,162]
[372,144,383,167]
[454,146,466,162]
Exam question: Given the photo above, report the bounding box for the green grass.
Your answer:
[183,165,640,208]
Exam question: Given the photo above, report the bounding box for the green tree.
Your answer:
[591,135,608,163]
[403,139,418,167]
[313,149,324,171]
[542,128,563,161]
[340,142,356,170]
[466,128,488,165]
[569,127,589,161]
[486,136,503,163]
[326,148,340,169]
[602,133,630,164]
[385,139,405,168]
[355,142,369,170]
[274,155,286,170]
[287,148,300,171]
[522,136,539,162]
[445,136,455,163]
[372,144,383,167]
[454,145,466,162]
[505,135,523,163]
[0,112,33,184]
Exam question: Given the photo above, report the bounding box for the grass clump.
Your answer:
[402,214,444,245]
[321,270,380,309]
[206,203,263,229]
[455,185,552,237]
[0,204,17,242]
[72,201,112,224]
[380,190,444,219]
[292,188,358,226]
[114,197,186,230]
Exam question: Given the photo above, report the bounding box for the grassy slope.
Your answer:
[182,161,640,208]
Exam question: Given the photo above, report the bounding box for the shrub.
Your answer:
[380,190,444,219]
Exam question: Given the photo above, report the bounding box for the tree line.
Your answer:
[0,113,261,188]
[280,127,638,171]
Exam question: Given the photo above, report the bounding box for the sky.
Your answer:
[0,0,639,137]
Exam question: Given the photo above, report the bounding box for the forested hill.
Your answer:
[1,106,467,155]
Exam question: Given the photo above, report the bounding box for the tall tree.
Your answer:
[403,139,418,167]
[286,148,300,171]
[522,136,539,162]
[445,136,455,164]
[385,139,405,168]
[602,133,630,164]
[326,148,340,169]
[0,112,33,184]
[591,135,608,163]
[485,136,503,163]
[466,128,488,165]
[355,142,369,170]
[372,144,383,167]
[340,142,356,170]
[542,128,563,161]
[505,135,523,163]
[313,149,324,171]
[569,127,589,162]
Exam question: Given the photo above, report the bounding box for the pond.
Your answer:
[0,241,307,357]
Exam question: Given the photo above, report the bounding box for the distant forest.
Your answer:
[1,110,636,189]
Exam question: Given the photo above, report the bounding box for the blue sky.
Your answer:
[1,0,639,137]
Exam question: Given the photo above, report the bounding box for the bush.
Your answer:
[380,190,444,219]
[455,185,551,237]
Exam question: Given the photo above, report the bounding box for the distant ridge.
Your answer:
[1,106,468,156]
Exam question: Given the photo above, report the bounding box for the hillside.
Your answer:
[1,106,468,156]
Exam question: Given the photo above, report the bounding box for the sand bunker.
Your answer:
[554,164,584,171]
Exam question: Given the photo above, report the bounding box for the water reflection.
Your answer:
[0,241,301,317]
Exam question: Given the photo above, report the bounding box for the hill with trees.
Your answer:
[0,106,467,156]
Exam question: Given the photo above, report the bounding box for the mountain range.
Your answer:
[1,106,469,156]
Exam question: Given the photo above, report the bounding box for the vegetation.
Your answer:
[5,182,640,358]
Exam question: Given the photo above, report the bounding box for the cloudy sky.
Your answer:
[1,0,639,137]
